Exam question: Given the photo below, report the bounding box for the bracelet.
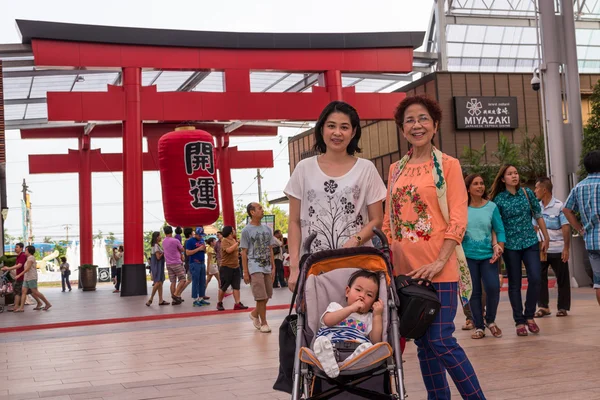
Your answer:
[352,234,362,245]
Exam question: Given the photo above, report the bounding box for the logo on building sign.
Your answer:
[454,97,518,130]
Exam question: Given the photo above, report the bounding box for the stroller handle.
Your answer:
[302,229,389,252]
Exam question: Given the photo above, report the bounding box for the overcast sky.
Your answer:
[1,0,433,241]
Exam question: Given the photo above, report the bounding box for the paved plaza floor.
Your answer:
[1,287,599,399]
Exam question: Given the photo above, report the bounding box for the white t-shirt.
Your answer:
[284,156,386,254]
[317,302,373,343]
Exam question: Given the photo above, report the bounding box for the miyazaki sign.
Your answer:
[453,96,518,130]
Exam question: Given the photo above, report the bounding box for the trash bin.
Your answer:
[97,267,111,282]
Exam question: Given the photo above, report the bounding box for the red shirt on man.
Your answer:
[15,252,27,282]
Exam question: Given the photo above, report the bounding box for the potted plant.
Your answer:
[79,264,98,291]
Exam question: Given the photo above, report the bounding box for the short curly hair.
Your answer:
[394,95,443,128]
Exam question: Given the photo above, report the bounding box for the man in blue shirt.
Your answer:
[564,150,600,306]
[186,227,209,306]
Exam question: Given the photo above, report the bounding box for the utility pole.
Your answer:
[21,179,30,244]
[63,224,72,242]
[256,169,263,204]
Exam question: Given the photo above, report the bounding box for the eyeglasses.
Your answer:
[403,115,433,127]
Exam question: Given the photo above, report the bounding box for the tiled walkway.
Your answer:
[0,281,292,330]
[1,288,599,399]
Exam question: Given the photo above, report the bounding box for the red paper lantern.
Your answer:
[158,127,220,226]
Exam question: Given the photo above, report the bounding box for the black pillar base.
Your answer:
[120,263,148,297]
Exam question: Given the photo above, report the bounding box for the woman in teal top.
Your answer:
[463,174,506,339]
[490,165,549,337]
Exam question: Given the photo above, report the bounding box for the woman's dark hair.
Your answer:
[150,231,161,246]
[175,226,183,235]
[465,174,488,205]
[26,245,36,255]
[119,245,124,251]
[347,269,380,289]
[583,150,600,174]
[222,226,234,238]
[60,256,67,263]
[184,227,193,239]
[206,237,216,245]
[490,164,520,200]
[313,101,362,155]
[394,95,442,145]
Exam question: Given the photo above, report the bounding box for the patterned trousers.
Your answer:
[414,282,486,399]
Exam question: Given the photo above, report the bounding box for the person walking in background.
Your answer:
[181,227,194,294]
[1,243,36,311]
[205,237,221,291]
[146,231,169,306]
[113,245,124,293]
[272,230,287,288]
[382,95,484,399]
[533,177,571,318]
[284,101,386,292]
[10,246,52,312]
[174,226,183,243]
[109,247,118,287]
[59,256,72,292]
[186,227,209,307]
[490,165,550,336]
[241,202,278,333]
[216,226,248,311]
[162,226,186,305]
[462,174,505,339]
[563,150,600,306]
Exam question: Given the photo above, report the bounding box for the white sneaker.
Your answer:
[259,324,272,333]
[313,336,340,378]
[249,313,261,330]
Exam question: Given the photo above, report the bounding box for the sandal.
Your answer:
[462,320,475,330]
[486,322,503,338]
[534,308,551,318]
[471,329,485,339]
[43,305,52,311]
[556,310,568,317]
[158,301,170,306]
[33,306,43,311]
[526,320,540,334]
[146,300,152,307]
[516,325,528,336]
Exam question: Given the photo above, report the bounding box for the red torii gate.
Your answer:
[22,123,275,267]
[18,20,418,292]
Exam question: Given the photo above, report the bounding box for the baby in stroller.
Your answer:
[313,269,383,378]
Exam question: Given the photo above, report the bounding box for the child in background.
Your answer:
[313,269,384,378]
[205,237,221,291]
[175,227,183,243]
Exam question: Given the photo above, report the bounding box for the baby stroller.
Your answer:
[291,229,406,399]
[0,271,14,313]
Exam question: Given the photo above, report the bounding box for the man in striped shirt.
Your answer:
[564,150,600,306]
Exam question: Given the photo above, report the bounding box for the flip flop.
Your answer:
[158,301,170,306]
[534,308,551,318]
[33,306,43,311]
[556,310,568,317]
[146,300,152,307]
[43,305,52,311]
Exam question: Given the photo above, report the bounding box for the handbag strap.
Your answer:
[522,188,535,218]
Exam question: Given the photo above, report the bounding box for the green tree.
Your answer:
[93,230,103,240]
[43,236,53,243]
[105,232,117,246]
[53,240,68,257]
[580,79,600,180]
[492,134,521,166]
[214,194,289,235]
[460,143,496,186]
[4,229,14,245]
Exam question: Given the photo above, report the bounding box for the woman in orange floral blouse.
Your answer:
[383,95,485,399]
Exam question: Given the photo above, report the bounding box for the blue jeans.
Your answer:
[466,258,500,330]
[503,243,542,325]
[189,262,206,299]
[415,283,485,399]
[61,272,72,291]
[588,250,600,289]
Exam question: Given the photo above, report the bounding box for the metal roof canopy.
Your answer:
[1,20,433,131]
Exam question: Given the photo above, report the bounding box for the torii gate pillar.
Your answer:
[122,67,144,266]
[78,134,93,266]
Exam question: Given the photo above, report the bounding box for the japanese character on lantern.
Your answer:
[185,142,214,174]
[189,177,217,209]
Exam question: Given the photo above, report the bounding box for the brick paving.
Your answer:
[1,288,599,399]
